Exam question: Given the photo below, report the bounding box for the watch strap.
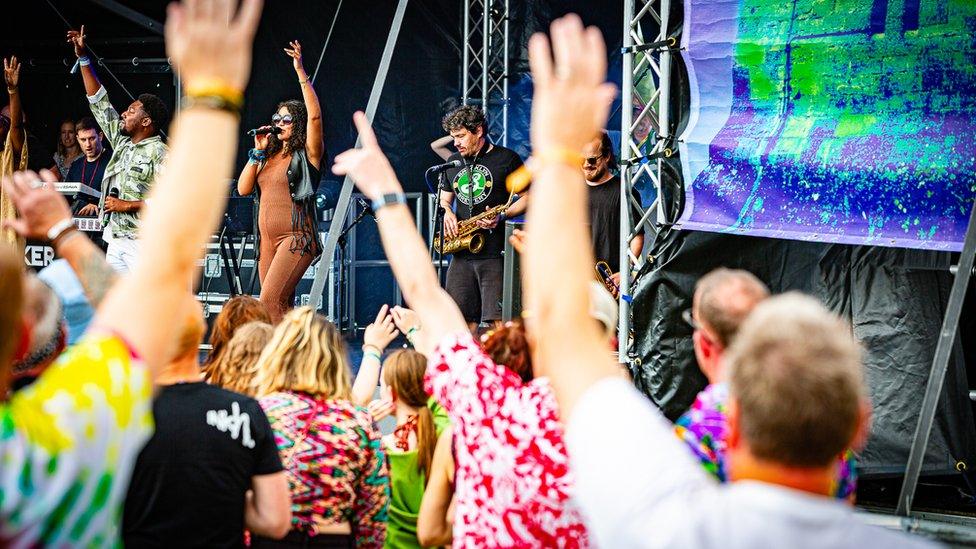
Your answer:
[371,192,407,213]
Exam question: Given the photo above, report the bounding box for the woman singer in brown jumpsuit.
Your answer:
[238,40,323,323]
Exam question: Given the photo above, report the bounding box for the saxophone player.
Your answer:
[584,131,644,291]
[438,105,527,325]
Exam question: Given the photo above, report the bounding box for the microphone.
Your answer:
[246,126,282,137]
[427,159,463,173]
[357,198,375,218]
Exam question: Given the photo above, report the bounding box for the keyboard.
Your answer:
[56,181,102,200]
[73,217,103,232]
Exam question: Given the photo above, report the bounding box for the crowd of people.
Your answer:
[0,0,940,547]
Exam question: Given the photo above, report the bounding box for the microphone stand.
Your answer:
[336,202,373,330]
[435,170,448,288]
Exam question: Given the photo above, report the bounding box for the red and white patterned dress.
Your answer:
[426,332,589,548]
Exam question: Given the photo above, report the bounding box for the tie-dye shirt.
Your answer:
[0,333,154,548]
[674,382,857,500]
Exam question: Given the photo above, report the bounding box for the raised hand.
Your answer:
[3,56,20,89]
[66,25,86,58]
[164,0,264,92]
[332,111,400,200]
[2,170,72,240]
[284,40,305,75]
[363,304,399,353]
[390,306,421,336]
[527,15,616,155]
[367,398,395,422]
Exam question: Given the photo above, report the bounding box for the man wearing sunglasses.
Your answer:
[67,26,169,273]
[582,131,644,294]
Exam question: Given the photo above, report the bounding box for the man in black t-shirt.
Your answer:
[438,106,526,323]
[583,131,644,293]
[123,299,291,548]
[67,117,110,216]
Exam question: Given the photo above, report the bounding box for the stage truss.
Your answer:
[619,0,683,363]
[462,0,510,145]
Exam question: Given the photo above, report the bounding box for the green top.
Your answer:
[384,400,449,549]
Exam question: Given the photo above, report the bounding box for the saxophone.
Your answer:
[434,201,512,255]
[595,260,619,297]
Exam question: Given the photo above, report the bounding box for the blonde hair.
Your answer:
[205,321,273,396]
[727,292,864,468]
[254,307,352,399]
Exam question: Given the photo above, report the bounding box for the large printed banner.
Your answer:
[677,0,976,251]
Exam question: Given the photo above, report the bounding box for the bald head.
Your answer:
[693,268,770,348]
[12,276,66,382]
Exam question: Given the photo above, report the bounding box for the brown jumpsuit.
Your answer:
[257,152,317,323]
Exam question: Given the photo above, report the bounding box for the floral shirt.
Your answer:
[259,391,389,547]
[0,333,154,548]
[426,332,588,548]
[675,382,857,499]
[88,86,167,239]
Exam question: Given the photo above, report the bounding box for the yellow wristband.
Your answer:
[505,146,583,194]
[183,78,244,110]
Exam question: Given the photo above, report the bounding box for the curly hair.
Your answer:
[203,296,271,368]
[441,104,486,135]
[206,321,273,396]
[265,99,308,157]
[138,93,170,136]
[481,319,533,383]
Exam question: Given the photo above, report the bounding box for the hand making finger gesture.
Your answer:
[363,304,400,353]
[284,40,306,75]
[2,170,72,241]
[4,56,20,90]
[66,25,86,58]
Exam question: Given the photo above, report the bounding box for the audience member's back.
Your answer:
[570,293,936,548]
[123,305,284,548]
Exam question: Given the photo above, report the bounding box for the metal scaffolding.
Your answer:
[462,0,510,145]
[619,0,682,363]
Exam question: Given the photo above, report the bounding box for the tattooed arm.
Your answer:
[54,233,117,308]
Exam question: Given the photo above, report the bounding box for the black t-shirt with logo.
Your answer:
[587,175,642,273]
[123,382,283,549]
[444,144,523,258]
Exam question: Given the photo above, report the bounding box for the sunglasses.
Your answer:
[583,155,605,165]
[271,114,294,126]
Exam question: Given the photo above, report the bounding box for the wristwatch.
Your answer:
[371,192,407,213]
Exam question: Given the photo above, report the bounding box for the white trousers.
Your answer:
[104,234,140,274]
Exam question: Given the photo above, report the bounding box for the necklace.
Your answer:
[81,152,102,188]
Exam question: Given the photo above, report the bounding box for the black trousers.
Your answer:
[445,255,504,323]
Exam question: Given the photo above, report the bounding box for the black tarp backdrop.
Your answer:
[633,229,976,476]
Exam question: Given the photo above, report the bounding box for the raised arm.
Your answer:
[521,17,620,416]
[333,113,467,352]
[351,304,399,406]
[430,135,453,161]
[4,57,24,155]
[67,27,104,98]
[284,41,323,169]
[95,0,261,375]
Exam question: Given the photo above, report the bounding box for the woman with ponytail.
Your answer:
[368,349,447,549]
